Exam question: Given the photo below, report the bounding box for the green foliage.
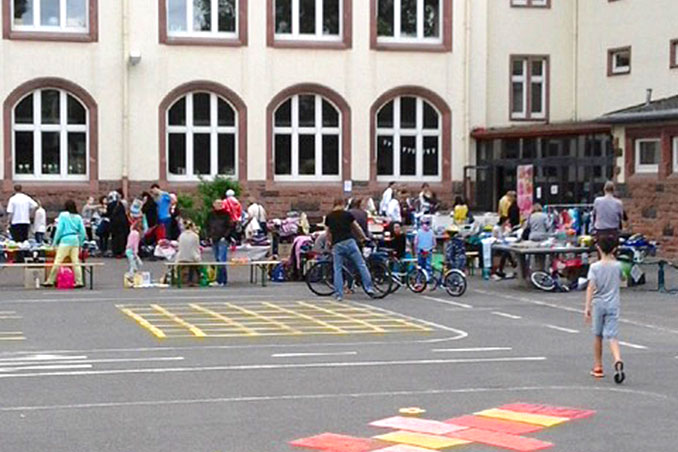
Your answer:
[177,176,241,232]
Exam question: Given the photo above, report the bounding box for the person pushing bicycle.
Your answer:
[325,198,375,301]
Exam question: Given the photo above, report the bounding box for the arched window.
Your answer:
[375,96,441,181]
[12,88,89,180]
[273,94,342,181]
[166,91,238,179]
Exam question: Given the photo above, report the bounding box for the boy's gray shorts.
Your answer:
[592,303,619,339]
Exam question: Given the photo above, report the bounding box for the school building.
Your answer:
[1,1,677,250]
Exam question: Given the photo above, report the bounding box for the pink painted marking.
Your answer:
[290,433,380,452]
[369,416,467,435]
[444,415,543,435]
[450,428,554,452]
[499,403,596,420]
[372,445,434,452]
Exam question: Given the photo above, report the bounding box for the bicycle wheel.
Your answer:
[406,267,428,293]
[368,261,392,299]
[305,261,335,296]
[444,270,467,297]
[531,271,556,292]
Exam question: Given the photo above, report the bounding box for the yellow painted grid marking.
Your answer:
[150,305,206,337]
[475,408,569,427]
[117,301,435,339]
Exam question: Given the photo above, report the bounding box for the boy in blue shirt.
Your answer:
[414,218,435,278]
[585,235,625,384]
[444,225,467,271]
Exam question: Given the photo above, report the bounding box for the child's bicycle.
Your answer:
[415,251,468,297]
[530,254,588,292]
[380,249,429,294]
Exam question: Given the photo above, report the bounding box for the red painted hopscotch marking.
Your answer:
[289,402,595,452]
[443,415,544,435]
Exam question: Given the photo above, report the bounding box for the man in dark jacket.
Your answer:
[207,200,233,287]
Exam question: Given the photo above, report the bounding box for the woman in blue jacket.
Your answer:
[44,200,87,288]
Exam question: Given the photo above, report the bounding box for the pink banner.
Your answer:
[517,165,534,220]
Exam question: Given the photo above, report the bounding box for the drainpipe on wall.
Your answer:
[461,0,472,192]
[121,0,131,198]
[572,0,579,122]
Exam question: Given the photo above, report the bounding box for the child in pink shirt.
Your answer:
[126,221,142,274]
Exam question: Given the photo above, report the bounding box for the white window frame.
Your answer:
[273,94,342,182]
[11,0,89,33]
[611,49,631,74]
[377,0,443,44]
[376,97,442,183]
[12,89,89,181]
[166,92,238,181]
[274,0,343,42]
[510,56,547,120]
[511,0,548,7]
[673,137,678,174]
[634,138,660,174]
[167,0,239,38]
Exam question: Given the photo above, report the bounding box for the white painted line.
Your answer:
[0,316,22,320]
[1,384,664,413]
[544,324,580,334]
[432,347,512,353]
[0,357,184,367]
[491,311,522,320]
[619,341,648,350]
[0,356,547,379]
[271,352,358,358]
[0,354,88,362]
[0,364,93,373]
[422,296,473,309]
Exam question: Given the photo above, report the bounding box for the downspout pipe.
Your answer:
[122,0,130,197]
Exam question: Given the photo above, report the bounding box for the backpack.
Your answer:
[56,267,75,290]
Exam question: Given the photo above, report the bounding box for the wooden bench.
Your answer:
[0,262,105,290]
[165,260,281,288]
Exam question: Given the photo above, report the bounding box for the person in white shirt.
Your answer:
[379,181,396,216]
[386,192,402,223]
[247,198,268,235]
[7,185,37,242]
[33,200,47,244]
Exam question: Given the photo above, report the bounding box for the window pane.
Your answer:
[40,0,60,26]
[14,0,34,26]
[323,0,340,35]
[424,0,440,38]
[298,135,316,175]
[639,141,659,164]
[66,0,87,28]
[322,100,339,127]
[15,132,34,175]
[41,132,60,175]
[67,132,86,175]
[423,102,438,129]
[377,101,394,128]
[322,135,339,175]
[377,0,394,36]
[15,95,33,125]
[218,99,235,126]
[67,95,86,125]
[400,0,417,38]
[169,98,186,126]
[193,0,211,31]
[275,0,292,33]
[531,82,543,114]
[41,90,60,125]
[168,133,187,175]
[168,0,187,32]
[400,136,416,176]
[531,60,543,77]
[298,95,315,127]
[511,82,524,114]
[275,99,292,127]
[615,51,630,68]
[193,93,211,126]
[218,0,236,32]
[299,0,316,34]
[423,136,438,176]
[193,133,211,175]
[512,59,524,76]
[377,135,393,176]
[218,134,236,175]
[400,97,416,129]
[274,134,292,175]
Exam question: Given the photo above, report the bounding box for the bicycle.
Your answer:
[380,249,429,294]
[531,255,588,292]
[426,259,468,297]
[305,245,392,299]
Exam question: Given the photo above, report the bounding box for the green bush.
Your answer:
[178,176,241,233]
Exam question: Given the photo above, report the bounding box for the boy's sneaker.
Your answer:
[334,296,343,302]
[491,274,503,281]
[614,361,626,384]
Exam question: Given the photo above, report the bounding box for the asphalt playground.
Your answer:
[0,260,677,452]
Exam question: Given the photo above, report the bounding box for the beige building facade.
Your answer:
[1,0,677,247]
